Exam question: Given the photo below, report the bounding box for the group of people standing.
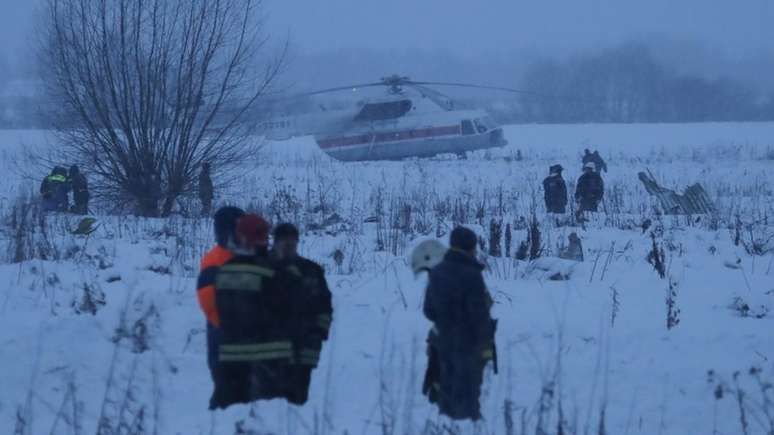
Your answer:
[197,206,497,422]
[543,149,606,219]
[197,207,333,409]
[40,165,89,214]
[39,161,214,217]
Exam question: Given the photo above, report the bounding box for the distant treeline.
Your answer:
[501,43,774,123]
[2,42,774,128]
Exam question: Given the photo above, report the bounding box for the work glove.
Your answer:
[480,343,495,362]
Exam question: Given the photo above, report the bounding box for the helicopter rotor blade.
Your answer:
[408,81,539,95]
[295,83,386,97]
[407,80,589,102]
[404,83,455,110]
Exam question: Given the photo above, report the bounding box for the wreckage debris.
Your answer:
[638,172,717,215]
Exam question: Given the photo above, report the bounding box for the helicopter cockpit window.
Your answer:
[474,119,488,133]
[461,120,475,135]
[481,116,497,128]
[354,99,413,122]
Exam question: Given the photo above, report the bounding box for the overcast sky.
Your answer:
[1,0,772,87]
[263,0,773,58]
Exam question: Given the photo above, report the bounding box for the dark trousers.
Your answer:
[207,325,292,409]
[209,361,288,410]
[546,204,566,214]
[438,351,484,420]
[578,198,599,212]
[424,341,484,421]
[72,200,89,215]
[285,366,313,405]
[207,324,219,380]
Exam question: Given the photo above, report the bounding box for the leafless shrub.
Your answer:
[72,281,106,316]
[307,159,345,228]
[504,223,513,258]
[728,296,770,319]
[528,214,543,261]
[610,286,621,328]
[39,0,285,216]
[268,182,304,225]
[96,292,162,435]
[373,187,387,252]
[489,218,503,257]
[3,193,59,263]
[647,232,666,279]
[734,218,774,256]
[665,276,681,330]
[708,367,774,435]
[503,399,516,435]
[47,378,84,435]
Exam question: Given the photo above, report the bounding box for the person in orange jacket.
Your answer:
[197,206,245,380]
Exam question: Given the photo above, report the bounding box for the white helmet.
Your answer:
[410,239,447,275]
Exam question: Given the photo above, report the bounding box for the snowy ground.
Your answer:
[1,122,774,435]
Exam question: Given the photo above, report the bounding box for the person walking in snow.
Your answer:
[575,162,605,214]
[423,226,496,421]
[40,166,71,212]
[543,164,568,214]
[199,162,214,216]
[271,223,333,405]
[582,148,608,173]
[68,165,90,215]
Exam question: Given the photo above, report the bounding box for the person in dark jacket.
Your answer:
[582,149,608,173]
[575,162,605,213]
[423,226,496,421]
[68,165,89,215]
[271,223,333,405]
[208,214,293,410]
[40,166,70,212]
[199,162,214,216]
[197,206,245,384]
[542,164,568,214]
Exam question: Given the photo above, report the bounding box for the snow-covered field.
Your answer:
[1,122,774,435]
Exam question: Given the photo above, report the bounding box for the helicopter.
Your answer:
[258,75,532,162]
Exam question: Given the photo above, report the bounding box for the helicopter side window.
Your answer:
[474,119,488,133]
[461,120,475,135]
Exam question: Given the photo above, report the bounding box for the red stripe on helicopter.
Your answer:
[317,125,461,149]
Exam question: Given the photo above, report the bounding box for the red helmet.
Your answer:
[235,214,271,250]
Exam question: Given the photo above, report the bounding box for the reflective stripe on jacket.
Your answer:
[219,341,293,362]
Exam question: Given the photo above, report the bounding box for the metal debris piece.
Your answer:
[638,172,716,215]
[71,217,98,235]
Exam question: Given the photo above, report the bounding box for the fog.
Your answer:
[1,0,773,93]
[265,0,773,57]
[261,0,774,91]
[0,0,774,116]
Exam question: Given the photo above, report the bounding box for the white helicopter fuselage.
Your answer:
[316,108,506,161]
[261,92,507,161]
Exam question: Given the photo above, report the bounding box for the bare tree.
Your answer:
[39,0,285,216]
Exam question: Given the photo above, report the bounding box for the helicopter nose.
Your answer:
[489,128,506,146]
